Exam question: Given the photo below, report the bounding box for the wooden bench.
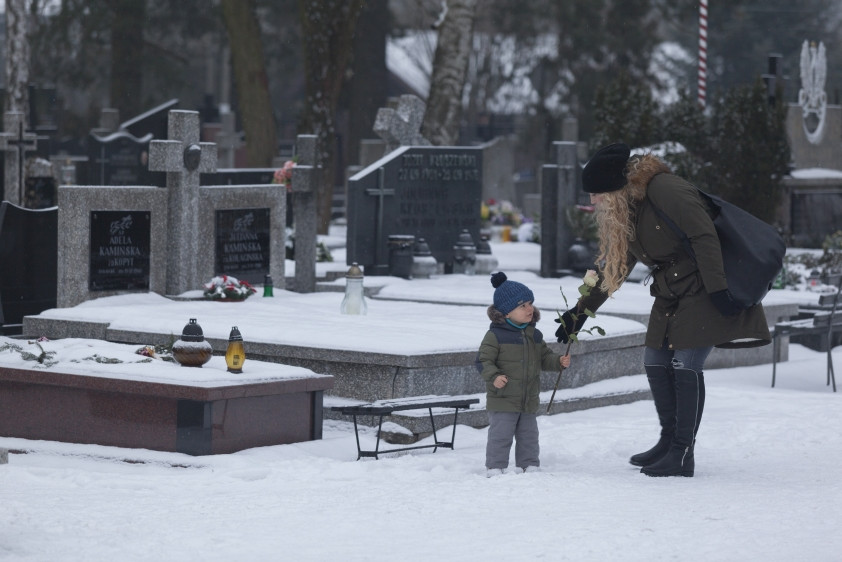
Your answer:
[330,395,479,459]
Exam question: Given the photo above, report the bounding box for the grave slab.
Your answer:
[0,347,333,455]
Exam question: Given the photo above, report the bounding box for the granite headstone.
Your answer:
[0,202,57,334]
[347,146,483,274]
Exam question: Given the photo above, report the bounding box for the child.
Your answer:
[477,272,570,477]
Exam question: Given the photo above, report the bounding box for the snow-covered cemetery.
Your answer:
[0,1,841,560]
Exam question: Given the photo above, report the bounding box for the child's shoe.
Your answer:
[486,468,505,478]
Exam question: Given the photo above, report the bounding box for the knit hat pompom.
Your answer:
[491,271,535,315]
[582,142,630,194]
[490,271,507,289]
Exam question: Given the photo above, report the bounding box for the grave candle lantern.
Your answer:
[225,326,245,373]
[172,318,213,367]
[263,274,274,297]
[340,262,367,315]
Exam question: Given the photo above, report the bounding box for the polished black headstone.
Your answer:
[87,130,155,186]
[346,146,482,274]
[215,208,271,284]
[89,210,151,291]
[0,202,57,334]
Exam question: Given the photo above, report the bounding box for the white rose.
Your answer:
[583,269,598,288]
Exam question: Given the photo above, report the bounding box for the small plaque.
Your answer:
[89,211,151,291]
[215,208,271,283]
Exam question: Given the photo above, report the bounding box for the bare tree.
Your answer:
[299,0,365,233]
[221,0,277,167]
[5,0,31,115]
[420,0,478,146]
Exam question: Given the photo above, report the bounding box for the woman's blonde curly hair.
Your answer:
[594,153,671,295]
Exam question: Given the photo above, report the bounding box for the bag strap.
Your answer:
[647,196,697,263]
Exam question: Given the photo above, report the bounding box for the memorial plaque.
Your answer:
[215,208,271,283]
[89,211,151,291]
[347,146,482,274]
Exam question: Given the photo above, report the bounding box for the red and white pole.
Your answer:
[698,0,708,107]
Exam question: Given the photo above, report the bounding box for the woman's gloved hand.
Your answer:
[555,309,587,343]
[709,289,742,317]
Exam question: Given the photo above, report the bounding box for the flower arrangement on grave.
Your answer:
[547,269,606,412]
[480,198,525,227]
[203,275,257,301]
[273,159,296,191]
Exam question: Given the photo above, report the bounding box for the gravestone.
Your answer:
[0,201,57,334]
[347,146,483,274]
[57,186,168,308]
[88,129,154,186]
[88,210,152,291]
[0,111,38,206]
[214,111,244,168]
[291,134,318,292]
[372,94,430,154]
[23,157,57,208]
[197,183,286,291]
[121,98,179,141]
[782,40,842,246]
[540,140,580,277]
[214,208,271,283]
[148,110,217,295]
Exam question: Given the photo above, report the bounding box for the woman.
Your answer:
[556,143,770,477]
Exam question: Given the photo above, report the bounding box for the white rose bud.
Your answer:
[583,269,598,288]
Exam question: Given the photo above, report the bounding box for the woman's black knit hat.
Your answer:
[581,142,630,193]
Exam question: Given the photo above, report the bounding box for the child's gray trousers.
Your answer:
[485,411,539,469]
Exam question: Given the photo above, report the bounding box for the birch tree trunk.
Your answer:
[221,0,277,167]
[420,0,478,146]
[5,0,30,115]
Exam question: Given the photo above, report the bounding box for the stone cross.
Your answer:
[373,94,430,154]
[215,111,244,168]
[0,111,38,206]
[365,167,394,270]
[148,110,218,295]
[291,134,318,293]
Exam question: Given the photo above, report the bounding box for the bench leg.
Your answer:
[427,408,439,453]
[771,334,779,388]
[828,344,837,392]
[351,415,363,460]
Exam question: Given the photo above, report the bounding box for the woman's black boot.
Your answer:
[629,365,675,467]
[641,368,705,477]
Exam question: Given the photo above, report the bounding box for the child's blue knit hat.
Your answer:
[491,272,534,315]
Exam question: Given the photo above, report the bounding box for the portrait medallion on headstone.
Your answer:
[89,211,151,291]
[215,208,271,284]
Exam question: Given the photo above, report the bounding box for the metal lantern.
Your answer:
[225,326,246,373]
[452,229,477,275]
[172,318,213,367]
[340,262,367,315]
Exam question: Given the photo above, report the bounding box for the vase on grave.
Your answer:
[475,233,498,275]
[172,318,213,367]
[387,234,415,279]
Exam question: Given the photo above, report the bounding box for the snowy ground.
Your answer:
[1,235,840,561]
[1,343,840,561]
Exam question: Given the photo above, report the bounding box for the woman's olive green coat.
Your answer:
[580,169,771,350]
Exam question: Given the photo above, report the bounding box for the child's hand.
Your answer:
[560,354,571,369]
[493,375,508,389]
